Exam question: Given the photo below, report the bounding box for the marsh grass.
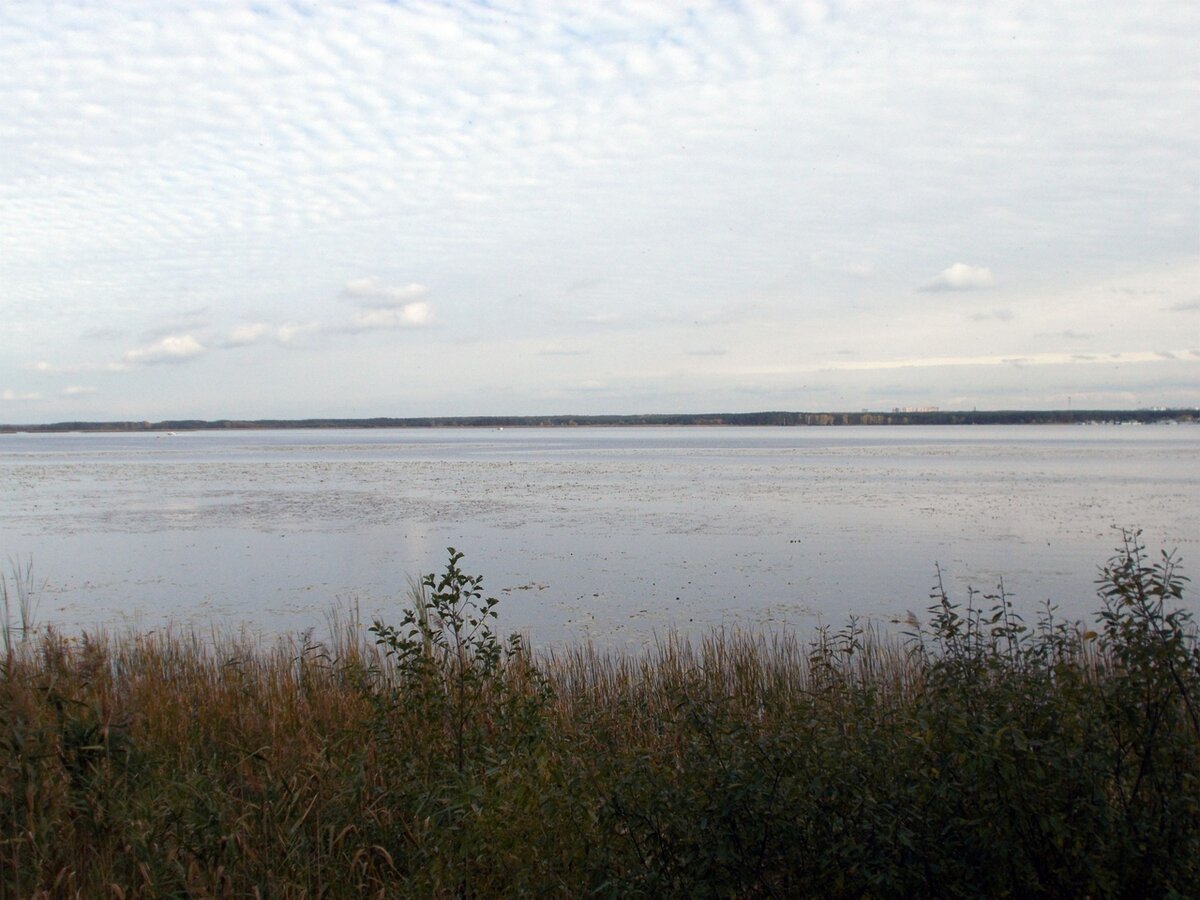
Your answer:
[1,557,38,662]
[1,533,1197,897]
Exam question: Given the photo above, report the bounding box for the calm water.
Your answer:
[1,425,1197,647]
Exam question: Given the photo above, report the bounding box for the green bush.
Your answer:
[1,535,1197,897]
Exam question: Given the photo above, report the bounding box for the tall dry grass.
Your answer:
[1,535,1197,897]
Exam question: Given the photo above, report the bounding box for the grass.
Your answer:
[1,532,1198,897]
[1,557,37,663]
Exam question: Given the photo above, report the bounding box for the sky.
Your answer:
[1,0,1198,422]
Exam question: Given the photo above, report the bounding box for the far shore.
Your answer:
[3,407,1197,434]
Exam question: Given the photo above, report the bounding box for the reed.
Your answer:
[1,557,38,662]
[1,533,1196,897]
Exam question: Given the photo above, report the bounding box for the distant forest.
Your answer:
[3,409,1197,433]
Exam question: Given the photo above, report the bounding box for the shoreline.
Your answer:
[4,407,1197,433]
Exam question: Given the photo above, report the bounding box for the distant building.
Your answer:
[892,406,940,413]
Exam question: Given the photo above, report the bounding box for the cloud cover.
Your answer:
[923,264,996,292]
[123,335,206,366]
[0,0,1197,419]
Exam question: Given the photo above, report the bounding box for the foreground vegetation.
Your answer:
[2,534,1198,897]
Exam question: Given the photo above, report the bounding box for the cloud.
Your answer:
[343,278,429,308]
[140,307,211,341]
[81,326,126,341]
[691,310,729,326]
[223,310,433,347]
[27,360,128,374]
[2,389,42,401]
[63,385,97,396]
[922,263,995,292]
[565,277,606,293]
[276,322,322,344]
[757,349,1200,375]
[841,262,876,278]
[810,252,876,277]
[221,322,321,347]
[685,347,728,356]
[968,308,1014,322]
[226,323,274,346]
[1,2,1197,416]
[123,335,205,365]
[336,278,436,333]
[346,303,434,332]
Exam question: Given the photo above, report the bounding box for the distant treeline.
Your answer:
[2,408,1197,433]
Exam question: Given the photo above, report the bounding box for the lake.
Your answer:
[1,424,1196,648]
